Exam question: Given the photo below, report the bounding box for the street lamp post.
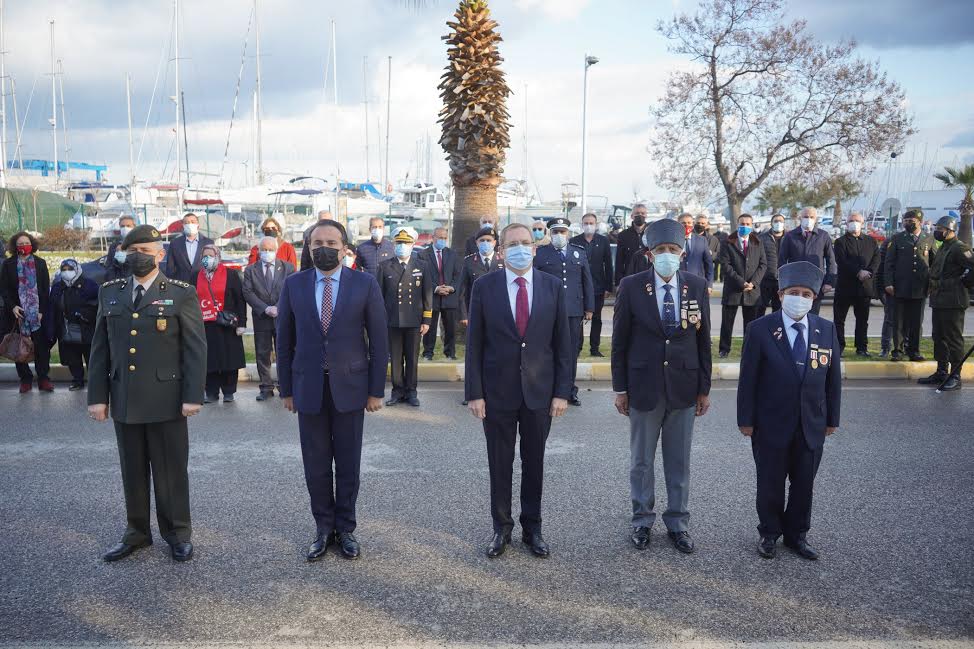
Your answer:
[581,54,598,218]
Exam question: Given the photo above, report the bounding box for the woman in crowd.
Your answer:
[196,244,247,403]
[1,232,53,393]
[47,259,99,390]
[247,216,297,267]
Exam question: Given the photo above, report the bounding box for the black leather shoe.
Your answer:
[667,530,695,554]
[68,381,85,391]
[407,396,420,407]
[171,541,194,562]
[590,350,604,357]
[385,396,401,406]
[203,395,215,404]
[522,531,550,558]
[446,355,458,360]
[256,391,272,401]
[941,376,962,391]
[855,350,871,358]
[102,540,151,562]
[486,532,511,558]
[908,354,926,362]
[783,537,819,560]
[890,351,903,362]
[461,400,468,406]
[307,533,333,562]
[718,351,729,358]
[630,526,650,550]
[757,536,777,559]
[334,532,360,559]
[422,353,433,361]
[568,396,582,406]
[918,371,948,385]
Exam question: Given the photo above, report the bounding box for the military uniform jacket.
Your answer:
[377,255,433,328]
[87,273,207,424]
[884,230,936,299]
[459,252,504,320]
[533,243,595,317]
[929,238,974,309]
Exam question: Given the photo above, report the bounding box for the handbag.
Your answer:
[0,323,35,363]
[206,281,239,328]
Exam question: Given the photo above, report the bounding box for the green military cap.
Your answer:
[121,224,162,249]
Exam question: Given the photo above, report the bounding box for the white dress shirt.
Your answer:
[505,267,533,321]
[782,310,810,350]
[654,270,680,320]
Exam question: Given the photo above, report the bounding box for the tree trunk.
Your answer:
[959,205,973,247]
[727,193,742,221]
[833,198,843,223]
[453,180,498,249]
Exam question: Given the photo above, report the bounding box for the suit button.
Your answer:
[665,339,670,345]
[130,330,137,336]
[132,313,139,319]
[663,360,669,366]
[129,348,136,354]
[129,365,136,371]
[522,342,526,348]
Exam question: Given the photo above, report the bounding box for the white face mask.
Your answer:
[343,255,355,268]
[782,294,814,321]
[119,226,133,239]
[259,250,277,264]
[846,221,862,235]
[801,218,815,231]
[183,222,199,237]
[582,224,597,235]
[551,233,568,249]
[370,227,383,242]
[771,221,785,233]
[60,270,77,283]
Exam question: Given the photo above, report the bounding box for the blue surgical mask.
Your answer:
[201,255,218,271]
[395,243,413,259]
[652,252,681,278]
[259,250,277,264]
[532,229,545,241]
[114,250,128,264]
[738,225,753,238]
[433,239,447,251]
[478,240,495,256]
[505,244,533,270]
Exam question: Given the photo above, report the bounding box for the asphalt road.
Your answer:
[1,382,972,647]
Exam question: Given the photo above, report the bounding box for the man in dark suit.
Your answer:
[377,228,432,407]
[738,261,841,560]
[883,209,936,361]
[464,215,499,256]
[353,216,395,276]
[612,219,712,554]
[756,214,786,317]
[717,214,767,357]
[242,235,296,400]
[776,207,837,314]
[276,219,389,561]
[615,203,649,284]
[677,212,714,287]
[459,226,505,325]
[832,212,880,356]
[570,212,614,357]
[534,217,594,406]
[695,214,721,282]
[87,225,206,563]
[421,227,461,360]
[163,213,214,284]
[465,222,572,559]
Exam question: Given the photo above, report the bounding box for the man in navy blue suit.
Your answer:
[612,218,712,555]
[465,222,573,559]
[776,207,837,314]
[738,261,842,561]
[276,219,389,562]
[677,212,714,288]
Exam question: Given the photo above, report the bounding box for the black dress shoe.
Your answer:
[890,351,903,362]
[406,396,420,407]
[590,350,604,357]
[718,351,729,358]
[446,355,458,361]
[68,381,85,391]
[783,537,819,560]
[422,353,433,361]
[203,395,215,404]
[334,531,360,559]
[855,350,871,357]
[917,371,948,385]
[630,526,650,550]
[908,354,926,362]
[171,541,194,562]
[522,531,550,558]
[757,536,777,559]
[385,396,401,406]
[568,396,582,406]
[307,533,333,562]
[485,533,510,558]
[667,530,695,554]
[941,376,962,391]
[102,540,151,562]
[461,399,468,406]
[256,391,272,401]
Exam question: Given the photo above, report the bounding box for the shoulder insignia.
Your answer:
[103,278,123,286]
[169,279,191,288]
[569,242,585,249]
[464,253,478,259]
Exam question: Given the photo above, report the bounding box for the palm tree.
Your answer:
[438,0,511,247]
[933,165,974,245]
[813,173,862,223]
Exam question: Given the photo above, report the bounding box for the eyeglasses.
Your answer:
[532,229,544,233]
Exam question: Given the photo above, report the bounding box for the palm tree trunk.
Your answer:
[959,205,973,246]
[453,180,498,248]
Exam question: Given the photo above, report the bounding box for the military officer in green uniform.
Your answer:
[918,215,974,391]
[87,225,206,562]
[883,209,936,361]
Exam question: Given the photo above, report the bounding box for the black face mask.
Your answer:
[903,220,918,233]
[694,224,706,234]
[632,215,646,227]
[262,229,278,237]
[127,251,157,278]
[933,230,947,242]
[312,246,341,272]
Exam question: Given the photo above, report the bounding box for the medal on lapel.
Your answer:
[773,327,783,341]
[645,283,653,296]
[157,318,167,332]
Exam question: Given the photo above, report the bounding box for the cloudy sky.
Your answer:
[5,0,974,210]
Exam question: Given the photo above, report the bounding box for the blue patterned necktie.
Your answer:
[791,322,806,371]
[663,284,677,335]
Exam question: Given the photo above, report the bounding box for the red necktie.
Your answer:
[742,239,748,256]
[515,276,529,338]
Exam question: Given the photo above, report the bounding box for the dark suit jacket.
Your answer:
[611,269,712,411]
[681,234,714,286]
[833,233,880,298]
[737,311,841,451]
[276,267,389,414]
[464,269,572,410]
[777,227,837,290]
[163,234,214,284]
[242,259,295,331]
[421,246,462,310]
[1,255,51,332]
[570,233,614,294]
[719,233,767,306]
[757,231,783,283]
[614,226,644,285]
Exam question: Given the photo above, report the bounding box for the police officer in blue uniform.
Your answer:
[737,261,842,561]
[534,217,594,406]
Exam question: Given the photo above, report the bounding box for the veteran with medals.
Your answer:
[87,225,206,563]
[611,218,712,554]
[737,261,842,560]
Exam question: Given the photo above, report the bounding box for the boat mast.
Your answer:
[11,76,22,172]
[126,73,135,189]
[384,56,390,193]
[252,90,258,185]
[253,0,263,184]
[363,56,369,182]
[0,0,7,189]
[58,59,69,183]
[174,0,181,188]
[50,20,57,187]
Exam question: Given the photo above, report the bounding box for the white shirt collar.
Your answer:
[781,310,809,332]
[654,270,678,292]
[506,267,533,286]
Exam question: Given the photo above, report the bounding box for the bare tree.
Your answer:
[649,0,914,219]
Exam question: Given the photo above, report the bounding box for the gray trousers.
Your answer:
[254,329,277,392]
[629,403,695,532]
